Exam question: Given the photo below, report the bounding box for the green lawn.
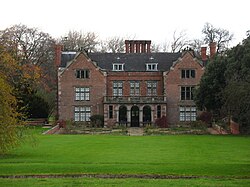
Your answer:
[0,128,249,186]
[0,178,249,187]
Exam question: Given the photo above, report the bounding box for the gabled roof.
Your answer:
[61,52,182,72]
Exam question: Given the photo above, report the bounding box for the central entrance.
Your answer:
[119,106,127,125]
[131,106,139,127]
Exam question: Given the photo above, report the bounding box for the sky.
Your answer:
[1,0,249,47]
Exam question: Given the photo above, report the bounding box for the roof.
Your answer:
[61,52,182,72]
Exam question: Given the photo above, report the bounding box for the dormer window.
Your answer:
[113,63,124,71]
[146,63,158,71]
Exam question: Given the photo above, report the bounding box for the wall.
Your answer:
[58,53,106,121]
[165,51,204,124]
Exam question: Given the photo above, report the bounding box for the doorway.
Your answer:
[119,105,127,125]
[131,106,139,127]
[143,105,151,124]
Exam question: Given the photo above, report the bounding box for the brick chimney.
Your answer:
[125,40,151,53]
[209,42,216,59]
[201,46,207,61]
[55,44,62,67]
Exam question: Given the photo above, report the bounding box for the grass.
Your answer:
[0,128,249,186]
[0,178,249,187]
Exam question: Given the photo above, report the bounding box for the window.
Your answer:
[75,87,90,101]
[130,81,140,96]
[157,105,161,118]
[109,105,113,119]
[147,81,157,96]
[113,81,123,96]
[113,63,124,71]
[179,106,196,122]
[181,86,194,100]
[181,69,195,78]
[146,63,158,71]
[74,106,91,122]
[76,69,89,79]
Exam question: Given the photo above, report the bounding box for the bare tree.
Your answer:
[151,43,161,52]
[61,30,99,52]
[202,22,233,53]
[99,36,125,53]
[161,41,170,52]
[189,39,203,52]
[0,24,55,67]
[171,30,188,52]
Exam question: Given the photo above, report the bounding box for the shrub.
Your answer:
[190,120,208,129]
[197,111,212,125]
[90,115,104,128]
[155,116,168,128]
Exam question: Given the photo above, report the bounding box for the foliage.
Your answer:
[195,34,250,132]
[223,35,250,131]
[90,115,104,127]
[197,111,213,125]
[0,24,56,118]
[0,76,25,154]
[194,55,227,115]
[189,120,208,129]
[25,92,50,118]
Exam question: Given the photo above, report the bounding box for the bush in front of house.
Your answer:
[197,111,212,125]
[155,116,168,128]
[90,115,104,128]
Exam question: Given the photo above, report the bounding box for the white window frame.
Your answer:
[113,81,123,96]
[147,81,157,96]
[179,106,196,122]
[130,81,140,96]
[75,87,90,101]
[146,63,158,71]
[74,106,91,122]
[112,63,124,71]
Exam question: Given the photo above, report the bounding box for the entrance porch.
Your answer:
[104,104,166,127]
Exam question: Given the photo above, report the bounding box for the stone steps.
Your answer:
[127,127,144,136]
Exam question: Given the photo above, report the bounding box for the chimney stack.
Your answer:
[55,44,62,67]
[201,46,207,61]
[125,40,151,53]
[209,42,216,59]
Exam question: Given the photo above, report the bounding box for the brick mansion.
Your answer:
[55,40,215,127]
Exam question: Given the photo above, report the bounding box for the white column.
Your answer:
[127,105,131,127]
[139,109,143,127]
[116,110,119,123]
[127,110,131,127]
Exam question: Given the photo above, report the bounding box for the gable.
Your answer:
[170,51,203,70]
[59,52,104,76]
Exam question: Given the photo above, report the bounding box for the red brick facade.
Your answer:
[57,41,205,127]
[165,51,204,124]
[58,53,106,121]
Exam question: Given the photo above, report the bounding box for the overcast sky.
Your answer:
[1,0,249,46]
